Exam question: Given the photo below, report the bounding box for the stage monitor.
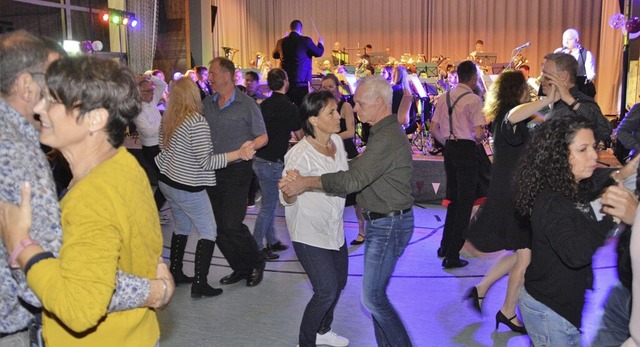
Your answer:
[475,53,497,65]
[368,52,388,65]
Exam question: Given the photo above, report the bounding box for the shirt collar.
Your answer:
[213,88,238,109]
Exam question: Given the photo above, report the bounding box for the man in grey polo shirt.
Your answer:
[203,57,268,287]
[279,75,414,347]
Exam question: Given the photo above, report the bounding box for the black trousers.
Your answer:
[141,145,166,211]
[207,160,265,273]
[440,140,479,260]
[286,85,309,107]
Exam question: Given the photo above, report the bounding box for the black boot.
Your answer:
[170,234,193,286]
[191,239,223,298]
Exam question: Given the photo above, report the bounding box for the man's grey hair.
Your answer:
[0,30,49,96]
[357,75,392,107]
[544,52,578,84]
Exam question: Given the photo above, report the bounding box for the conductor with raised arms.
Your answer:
[272,20,324,107]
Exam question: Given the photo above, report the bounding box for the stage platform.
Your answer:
[410,152,446,203]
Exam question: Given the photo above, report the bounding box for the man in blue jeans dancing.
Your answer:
[280,75,414,346]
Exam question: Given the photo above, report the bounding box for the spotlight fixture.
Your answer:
[98,9,139,27]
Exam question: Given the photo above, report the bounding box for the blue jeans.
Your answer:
[520,288,582,347]
[591,282,632,346]
[252,158,283,249]
[158,182,217,241]
[362,210,414,347]
[293,242,348,347]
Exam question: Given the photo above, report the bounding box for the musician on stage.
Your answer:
[468,40,484,62]
[332,41,347,66]
[554,28,596,97]
[272,19,324,107]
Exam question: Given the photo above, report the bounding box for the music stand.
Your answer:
[474,53,497,66]
[415,63,439,78]
[331,50,349,65]
[368,52,388,65]
[491,63,509,74]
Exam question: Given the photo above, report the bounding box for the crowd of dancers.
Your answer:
[2,20,640,347]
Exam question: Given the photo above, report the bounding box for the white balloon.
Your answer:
[92,41,104,52]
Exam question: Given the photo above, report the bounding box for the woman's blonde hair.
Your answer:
[161,77,202,146]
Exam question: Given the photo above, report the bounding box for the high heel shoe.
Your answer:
[350,233,365,245]
[464,286,483,314]
[495,310,527,334]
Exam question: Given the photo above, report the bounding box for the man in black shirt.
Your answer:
[253,68,303,260]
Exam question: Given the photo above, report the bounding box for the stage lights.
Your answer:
[99,9,138,28]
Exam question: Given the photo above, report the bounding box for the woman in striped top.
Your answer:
[155,77,255,298]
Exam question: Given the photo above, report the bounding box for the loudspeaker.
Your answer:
[211,6,217,32]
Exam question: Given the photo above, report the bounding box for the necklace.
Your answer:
[307,136,332,148]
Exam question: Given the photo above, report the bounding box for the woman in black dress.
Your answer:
[466,71,556,333]
[321,74,366,245]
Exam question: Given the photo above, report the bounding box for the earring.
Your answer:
[89,130,94,136]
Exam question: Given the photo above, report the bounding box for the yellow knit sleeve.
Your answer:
[27,182,121,333]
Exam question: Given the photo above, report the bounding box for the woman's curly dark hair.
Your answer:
[514,114,595,216]
[483,71,528,127]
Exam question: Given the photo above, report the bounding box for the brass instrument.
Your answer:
[222,47,239,66]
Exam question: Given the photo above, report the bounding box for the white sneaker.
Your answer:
[316,330,349,347]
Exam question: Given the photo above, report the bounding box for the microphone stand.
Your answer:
[505,47,524,71]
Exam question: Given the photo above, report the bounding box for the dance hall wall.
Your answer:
[204,0,622,114]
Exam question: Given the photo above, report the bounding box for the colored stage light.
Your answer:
[111,14,121,24]
[100,11,110,22]
[130,17,138,27]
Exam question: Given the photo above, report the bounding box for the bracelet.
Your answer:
[158,278,169,307]
[8,237,37,269]
[569,100,579,109]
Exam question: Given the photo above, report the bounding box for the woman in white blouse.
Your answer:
[280,91,350,347]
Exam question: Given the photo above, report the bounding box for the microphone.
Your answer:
[514,41,531,50]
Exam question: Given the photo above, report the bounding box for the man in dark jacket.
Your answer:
[272,19,324,107]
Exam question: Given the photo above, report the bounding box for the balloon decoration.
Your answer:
[609,13,640,40]
[626,17,640,34]
[610,13,626,29]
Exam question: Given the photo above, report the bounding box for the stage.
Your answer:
[410,152,447,204]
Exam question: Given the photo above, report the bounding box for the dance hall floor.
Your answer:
[156,199,620,347]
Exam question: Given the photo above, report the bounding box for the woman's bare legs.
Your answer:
[498,248,531,326]
[473,252,517,309]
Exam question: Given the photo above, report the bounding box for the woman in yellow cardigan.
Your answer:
[0,56,171,346]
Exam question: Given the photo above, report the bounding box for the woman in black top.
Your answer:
[513,115,637,346]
